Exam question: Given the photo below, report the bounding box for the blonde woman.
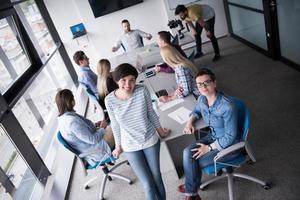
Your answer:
[97,59,118,102]
[159,45,199,103]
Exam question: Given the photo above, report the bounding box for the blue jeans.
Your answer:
[183,133,240,196]
[125,141,166,200]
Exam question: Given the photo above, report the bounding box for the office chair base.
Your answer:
[100,160,133,200]
[200,172,269,200]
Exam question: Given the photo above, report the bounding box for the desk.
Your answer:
[109,43,162,70]
[141,71,207,178]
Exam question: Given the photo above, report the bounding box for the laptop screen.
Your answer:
[70,23,87,39]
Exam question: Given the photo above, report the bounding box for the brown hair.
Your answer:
[55,89,75,116]
[195,68,216,81]
[113,63,138,82]
[158,31,171,44]
[73,51,86,65]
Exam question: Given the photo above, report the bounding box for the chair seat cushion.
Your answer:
[203,154,247,175]
[86,156,117,169]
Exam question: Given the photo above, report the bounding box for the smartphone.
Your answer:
[155,89,168,98]
[145,70,156,78]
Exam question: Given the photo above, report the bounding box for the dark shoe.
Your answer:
[184,194,201,200]
[178,184,185,193]
[212,54,221,62]
[194,52,204,59]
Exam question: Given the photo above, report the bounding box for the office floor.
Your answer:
[66,37,300,200]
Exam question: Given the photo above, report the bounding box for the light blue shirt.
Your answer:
[58,112,111,166]
[78,66,98,95]
[114,29,151,52]
[191,92,238,150]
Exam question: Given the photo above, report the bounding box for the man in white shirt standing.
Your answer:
[112,19,152,52]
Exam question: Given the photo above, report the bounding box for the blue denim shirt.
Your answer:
[191,92,238,150]
[78,66,98,95]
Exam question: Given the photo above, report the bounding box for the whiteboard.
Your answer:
[167,0,199,10]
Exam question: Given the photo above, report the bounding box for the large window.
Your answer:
[0,16,31,93]
[0,126,38,200]
[0,0,76,199]
[16,0,56,59]
[12,50,74,169]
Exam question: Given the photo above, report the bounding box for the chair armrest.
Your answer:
[214,142,245,162]
[79,149,102,158]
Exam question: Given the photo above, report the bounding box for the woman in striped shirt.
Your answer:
[105,63,170,200]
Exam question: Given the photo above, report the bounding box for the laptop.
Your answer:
[70,23,87,39]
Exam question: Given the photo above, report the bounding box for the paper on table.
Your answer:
[168,107,192,124]
[158,98,184,111]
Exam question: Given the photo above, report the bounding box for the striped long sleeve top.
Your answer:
[105,85,161,152]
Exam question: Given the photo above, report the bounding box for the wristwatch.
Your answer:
[208,144,212,151]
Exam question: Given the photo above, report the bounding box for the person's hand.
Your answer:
[95,120,107,129]
[206,30,212,38]
[112,145,123,158]
[159,95,170,103]
[174,86,183,97]
[112,47,118,52]
[99,120,108,129]
[95,120,102,128]
[192,29,197,37]
[191,143,209,159]
[158,128,171,138]
[154,65,161,73]
[183,123,194,134]
[146,34,152,40]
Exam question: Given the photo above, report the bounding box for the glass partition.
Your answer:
[228,5,267,50]
[277,0,300,65]
[0,16,31,94]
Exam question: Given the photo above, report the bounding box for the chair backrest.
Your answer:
[121,36,144,52]
[230,97,250,142]
[171,34,179,45]
[79,82,105,120]
[139,36,144,46]
[188,50,195,63]
[57,131,80,155]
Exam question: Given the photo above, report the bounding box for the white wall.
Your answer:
[163,0,229,43]
[44,0,169,72]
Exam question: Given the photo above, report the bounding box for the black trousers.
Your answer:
[194,17,220,55]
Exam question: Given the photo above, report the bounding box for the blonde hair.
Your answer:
[97,59,111,98]
[160,45,198,76]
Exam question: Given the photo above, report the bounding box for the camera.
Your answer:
[167,19,189,39]
[167,19,183,29]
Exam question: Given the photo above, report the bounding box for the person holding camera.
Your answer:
[175,4,220,62]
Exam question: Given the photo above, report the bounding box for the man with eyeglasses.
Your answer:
[178,68,239,200]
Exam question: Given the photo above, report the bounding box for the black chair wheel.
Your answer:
[247,160,254,165]
[84,185,89,190]
[108,176,112,181]
[129,180,133,185]
[100,198,105,200]
[263,184,270,190]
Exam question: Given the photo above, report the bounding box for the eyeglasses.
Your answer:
[196,79,213,88]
